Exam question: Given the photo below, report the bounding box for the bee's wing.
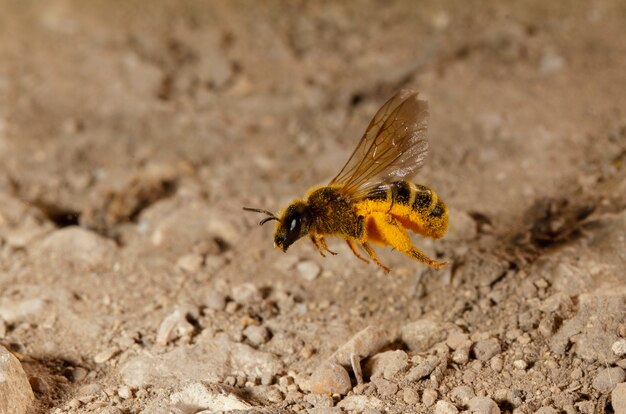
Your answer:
[329,89,429,199]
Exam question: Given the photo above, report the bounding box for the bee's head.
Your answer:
[243,201,312,252]
[273,201,311,252]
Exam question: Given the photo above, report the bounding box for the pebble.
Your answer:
[309,361,352,395]
[452,344,471,365]
[34,227,117,270]
[231,283,263,305]
[204,291,227,311]
[176,253,203,273]
[434,400,459,414]
[243,325,270,346]
[534,407,558,414]
[612,382,626,414]
[451,385,475,405]
[170,382,251,411]
[365,350,409,379]
[156,308,195,346]
[94,348,119,364]
[337,395,383,411]
[402,388,419,404]
[592,367,625,392]
[371,377,398,396]
[70,367,89,382]
[472,338,501,361]
[422,389,438,407]
[331,325,390,366]
[613,339,626,357]
[0,346,35,414]
[78,383,102,396]
[296,260,321,281]
[490,356,504,372]
[446,332,471,350]
[468,396,500,414]
[117,386,132,399]
[401,319,446,352]
[513,359,528,370]
[406,356,439,381]
[28,376,49,393]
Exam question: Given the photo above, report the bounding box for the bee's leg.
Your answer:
[370,213,446,270]
[346,239,369,264]
[310,235,326,257]
[360,242,390,273]
[317,235,337,256]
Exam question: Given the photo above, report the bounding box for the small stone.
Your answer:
[422,389,438,407]
[67,399,82,410]
[612,382,626,414]
[472,338,501,361]
[331,325,390,366]
[243,325,270,346]
[296,260,321,281]
[446,332,471,350]
[365,350,409,379]
[337,395,383,411]
[402,388,419,404]
[170,382,251,411]
[401,320,446,352]
[468,396,501,414]
[0,317,6,338]
[592,367,625,392]
[435,400,459,414]
[156,307,196,346]
[28,376,49,394]
[204,291,227,311]
[490,356,504,372]
[309,361,352,395]
[513,359,528,370]
[371,377,398,396]
[452,345,471,365]
[117,386,132,399]
[176,253,203,273]
[78,383,101,396]
[534,407,558,414]
[303,393,333,407]
[451,385,475,405]
[94,348,119,364]
[231,283,263,305]
[70,367,89,382]
[407,356,439,381]
[612,339,626,357]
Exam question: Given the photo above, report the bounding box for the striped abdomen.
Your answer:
[362,180,448,238]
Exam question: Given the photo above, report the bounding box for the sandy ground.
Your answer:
[0,1,625,413]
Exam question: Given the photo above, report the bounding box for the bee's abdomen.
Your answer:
[365,181,441,216]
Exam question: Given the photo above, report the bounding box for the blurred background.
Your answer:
[0,1,624,413]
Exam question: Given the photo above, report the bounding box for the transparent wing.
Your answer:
[329,89,429,199]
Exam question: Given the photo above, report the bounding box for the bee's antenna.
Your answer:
[243,207,280,226]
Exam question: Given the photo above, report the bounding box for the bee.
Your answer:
[244,89,448,272]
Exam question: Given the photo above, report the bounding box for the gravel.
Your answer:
[365,350,409,379]
[468,396,500,414]
[331,325,390,366]
[406,356,439,381]
[592,367,626,392]
[612,382,626,414]
[401,319,446,352]
[0,345,34,414]
[435,400,459,414]
[472,338,501,361]
[309,361,352,395]
[296,260,321,281]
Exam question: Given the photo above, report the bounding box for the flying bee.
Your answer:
[244,89,448,272]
